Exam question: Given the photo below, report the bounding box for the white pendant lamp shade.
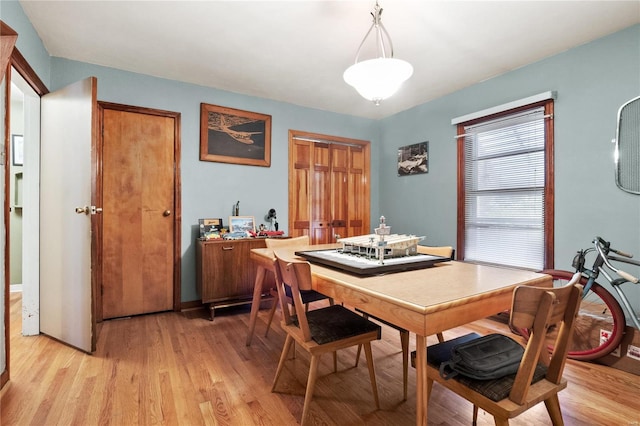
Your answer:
[343,57,413,105]
[344,1,413,105]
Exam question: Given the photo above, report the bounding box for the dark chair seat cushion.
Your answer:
[454,363,547,402]
[284,284,330,304]
[411,332,548,402]
[292,305,381,345]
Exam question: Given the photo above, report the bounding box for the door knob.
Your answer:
[163,210,171,217]
[75,206,89,215]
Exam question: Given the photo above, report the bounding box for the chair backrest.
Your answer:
[265,235,310,249]
[273,251,314,341]
[417,245,454,259]
[507,274,582,404]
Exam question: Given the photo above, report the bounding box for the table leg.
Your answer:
[415,334,427,426]
[246,265,267,346]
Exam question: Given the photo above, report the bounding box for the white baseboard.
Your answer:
[10,284,23,293]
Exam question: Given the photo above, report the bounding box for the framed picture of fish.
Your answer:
[200,103,272,167]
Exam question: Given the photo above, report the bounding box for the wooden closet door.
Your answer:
[348,145,368,236]
[289,138,312,238]
[288,131,370,245]
[330,144,348,240]
[311,143,333,244]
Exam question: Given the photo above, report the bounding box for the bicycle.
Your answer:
[540,236,640,361]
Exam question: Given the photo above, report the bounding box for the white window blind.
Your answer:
[463,107,546,269]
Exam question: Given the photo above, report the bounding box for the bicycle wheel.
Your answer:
[541,269,626,361]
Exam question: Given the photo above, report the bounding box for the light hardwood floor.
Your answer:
[1,291,639,425]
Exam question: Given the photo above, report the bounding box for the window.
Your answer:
[456,99,554,270]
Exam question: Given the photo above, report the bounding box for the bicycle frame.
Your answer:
[599,255,640,330]
[576,237,640,330]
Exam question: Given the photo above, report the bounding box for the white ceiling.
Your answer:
[19,1,640,120]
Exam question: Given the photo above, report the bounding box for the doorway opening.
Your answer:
[9,67,40,336]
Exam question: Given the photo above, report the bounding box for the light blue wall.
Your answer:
[1,0,380,304]
[2,0,639,308]
[49,59,380,303]
[379,25,640,307]
[0,0,51,87]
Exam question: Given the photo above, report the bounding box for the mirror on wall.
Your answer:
[615,96,640,195]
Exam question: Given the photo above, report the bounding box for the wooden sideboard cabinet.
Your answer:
[197,238,274,320]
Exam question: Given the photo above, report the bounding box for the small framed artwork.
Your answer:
[198,218,223,239]
[200,103,271,167]
[229,216,256,233]
[397,141,428,176]
[12,134,24,166]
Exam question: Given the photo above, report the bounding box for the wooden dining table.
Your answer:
[246,244,550,426]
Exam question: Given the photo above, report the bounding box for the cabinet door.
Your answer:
[213,242,244,300]
[197,239,269,303]
[236,240,263,297]
[198,242,222,302]
[198,241,236,302]
[226,240,249,298]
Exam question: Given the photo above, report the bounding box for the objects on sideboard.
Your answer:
[264,208,279,231]
[197,206,284,241]
[198,218,224,240]
[224,229,285,240]
[225,214,284,239]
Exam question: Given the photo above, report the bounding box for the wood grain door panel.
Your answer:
[288,131,370,245]
[311,143,332,244]
[290,139,311,237]
[101,107,177,319]
[348,146,368,236]
[330,144,348,240]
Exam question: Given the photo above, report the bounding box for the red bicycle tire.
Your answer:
[541,269,626,361]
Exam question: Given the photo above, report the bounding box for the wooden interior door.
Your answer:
[288,131,370,244]
[100,103,180,319]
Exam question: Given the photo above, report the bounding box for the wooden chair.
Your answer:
[263,236,334,337]
[271,252,381,425]
[355,245,454,400]
[417,244,455,259]
[422,275,582,426]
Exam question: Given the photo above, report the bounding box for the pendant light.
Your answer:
[343,1,413,105]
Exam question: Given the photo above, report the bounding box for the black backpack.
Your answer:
[439,334,524,381]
